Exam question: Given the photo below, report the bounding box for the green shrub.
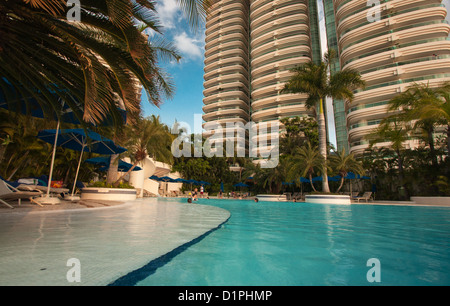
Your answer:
[89,180,134,189]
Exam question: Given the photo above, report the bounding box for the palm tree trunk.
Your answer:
[113,161,139,187]
[427,125,437,166]
[309,173,317,192]
[336,176,345,193]
[318,98,330,193]
[106,154,120,184]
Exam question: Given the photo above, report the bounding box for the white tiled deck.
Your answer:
[0,199,230,286]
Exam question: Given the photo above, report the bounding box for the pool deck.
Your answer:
[0,198,230,286]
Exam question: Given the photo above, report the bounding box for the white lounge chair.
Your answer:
[354,192,372,203]
[0,179,42,209]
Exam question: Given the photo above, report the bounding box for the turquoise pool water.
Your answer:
[129,199,450,286]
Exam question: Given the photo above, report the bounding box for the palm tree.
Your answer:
[328,148,364,193]
[1,0,215,125]
[388,82,443,165]
[411,82,450,158]
[366,116,412,193]
[112,115,173,186]
[257,156,291,193]
[288,142,324,192]
[282,49,365,192]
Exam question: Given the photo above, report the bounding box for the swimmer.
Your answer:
[254,198,259,203]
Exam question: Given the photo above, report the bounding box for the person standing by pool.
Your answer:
[200,185,204,198]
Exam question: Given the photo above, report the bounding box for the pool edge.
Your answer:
[107,208,231,286]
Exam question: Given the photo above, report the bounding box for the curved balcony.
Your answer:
[204,65,248,83]
[251,23,309,50]
[336,0,441,36]
[343,40,450,72]
[251,34,310,59]
[251,92,308,110]
[251,13,308,39]
[251,45,310,69]
[203,88,249,105]
[338,6,448,52]
[340,23,450,66]
[204,71,248,89]
[203,99,249,113]
[203,107,250,122]
[251,52,311,78]
[252,103,310,122]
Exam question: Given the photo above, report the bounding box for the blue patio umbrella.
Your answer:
[2,80,127,202]
[159,176,177,183]
[174,178,189,183]
[85,156,142,172]
[234,183,249,187]
[149,175,160,181]
[300,177,310,183]
[37,128,127,198]
[220,182,224,192]
[345,172,355,179]
[234,182,249,195]
[328,175,341,182]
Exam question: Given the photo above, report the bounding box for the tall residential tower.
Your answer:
[328,0,450,154]
[202,0,320,157]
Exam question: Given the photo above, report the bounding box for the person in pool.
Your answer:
[192,188,198,201]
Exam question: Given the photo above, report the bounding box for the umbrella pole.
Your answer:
[35,120,62,205]
[70,143,85,198]
[45,120,60,198]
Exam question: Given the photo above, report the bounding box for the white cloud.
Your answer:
[156,0,180,29]
[173,31,204,61]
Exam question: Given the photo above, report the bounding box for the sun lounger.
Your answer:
[0,179,42,208]
[353,192,372,203]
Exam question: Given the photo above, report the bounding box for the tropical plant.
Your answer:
[112,115,173,186]
[388,82,444,165]
[288,142,324,192]
[255,156,291,194]
[279,116,318,154]
[366,116,412,197]
[0,0,185,126]
[282,49,366,192]
[328,148,364,193]
[409,82,450,158]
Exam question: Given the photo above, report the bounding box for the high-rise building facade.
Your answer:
[202,0,320,156]
[329,0,450,155]
[202,0,251,154]
[203,0,450,157]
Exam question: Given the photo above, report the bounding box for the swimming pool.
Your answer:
[129,199,450,286]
